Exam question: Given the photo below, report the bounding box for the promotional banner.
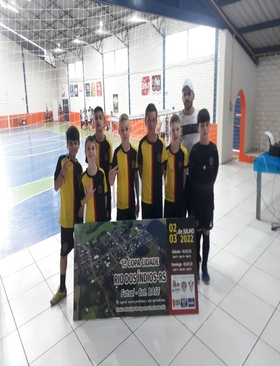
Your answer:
[91,82,96,97]
[113,94,118,114]
[141,76,150,96]
[96,81,102,96]
[74,84,78,97]
[69,85,74,97]
[152,75,161,93]
[73,218,198,320]
[85,83,90,97]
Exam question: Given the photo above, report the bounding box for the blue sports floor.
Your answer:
[0,123,99,259]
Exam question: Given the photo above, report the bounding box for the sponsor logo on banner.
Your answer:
[85,83,90,97]
[141,76,150,96]
[188,298,195,307]
[70,85,74,97]
[91,82,96,97]
[96,81,102,96]
[152,75,161,93]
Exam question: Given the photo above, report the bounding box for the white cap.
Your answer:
[182,78,194,92]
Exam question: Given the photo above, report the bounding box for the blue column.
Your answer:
[82,48,86,108]
[102,52,106,112]
[127,37,131,115]
[21,48,29,113]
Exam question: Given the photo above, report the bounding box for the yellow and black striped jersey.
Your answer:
[80,167,108,223]
[54,155,83,228]
[112,144,138,210]
[93,134,113,180]
[138,135,167,205]
[165,144,188,203]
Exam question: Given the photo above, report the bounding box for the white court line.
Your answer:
[6,143,66,160]
[5,138,65,153]
[0,124,47,137]
[10,186,54,208]
[3,134,64,148]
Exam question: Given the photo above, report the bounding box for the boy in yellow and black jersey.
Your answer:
[51,126,83,306]
[93,106,112,220]
[164,114,188,218]
[80,136,107,223]
[109,114,139,220]
[138,103,167,219]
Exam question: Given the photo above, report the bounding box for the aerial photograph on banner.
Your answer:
[74,219,169,320]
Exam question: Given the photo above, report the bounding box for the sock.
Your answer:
[60,274,66,292]
[202,233,210,272]
[196,231,202,270]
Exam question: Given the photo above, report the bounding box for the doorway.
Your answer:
[62,99,69,122]
[233,93,241,152]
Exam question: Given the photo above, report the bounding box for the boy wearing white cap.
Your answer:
[178,78,199,216]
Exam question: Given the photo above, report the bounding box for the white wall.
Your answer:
[68,46,104,112]
[0,33,59,116]
[217,29,257,163]
[24,49,59,113]
[165,56,214,117]
[129,22,163,114]
[0,33,26,115]
[254,55,280,151]
[0,19,217,122]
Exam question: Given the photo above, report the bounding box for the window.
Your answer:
[166,30,188,64]
[68,61,83,78]
[188,26,215,59]
[115,48,128,72]
[104,51,115,75]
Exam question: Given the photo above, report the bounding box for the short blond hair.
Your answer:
[119,113,130,124]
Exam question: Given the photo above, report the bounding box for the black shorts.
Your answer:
[141,201,162,219]
[194,210,213,231]
[164,200,183,218]
[117,207,136,221]
[61,227,74,257]
[105,189,111,221]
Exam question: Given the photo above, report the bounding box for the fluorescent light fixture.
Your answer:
[130,14,147,23]
[73,38,87,45]
[96,28,111,35]
[52,47,66,53]
[0,0,19,13]
[99,20,103,27]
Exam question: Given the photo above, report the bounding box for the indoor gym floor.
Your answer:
[0,123,280,365]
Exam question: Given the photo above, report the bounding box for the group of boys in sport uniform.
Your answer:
[50,78,219,306]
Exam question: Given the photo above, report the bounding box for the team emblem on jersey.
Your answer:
[104,153,108,161]
[131,160,135,169]
[209,156,214,165]
[178,161,182,168]
[157,153,161,162]
[98,184,103,193]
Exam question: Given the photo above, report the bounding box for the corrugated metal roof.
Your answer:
[217,0,280,57]
[0,0,279,61]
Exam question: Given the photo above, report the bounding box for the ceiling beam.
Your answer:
[238,19,280,34]
[253,45,280,57]
[206,0,259,64]
[98,0,224,28]
[214,0,242,6]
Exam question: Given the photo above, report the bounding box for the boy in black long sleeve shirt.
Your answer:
[189,109,219,285]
